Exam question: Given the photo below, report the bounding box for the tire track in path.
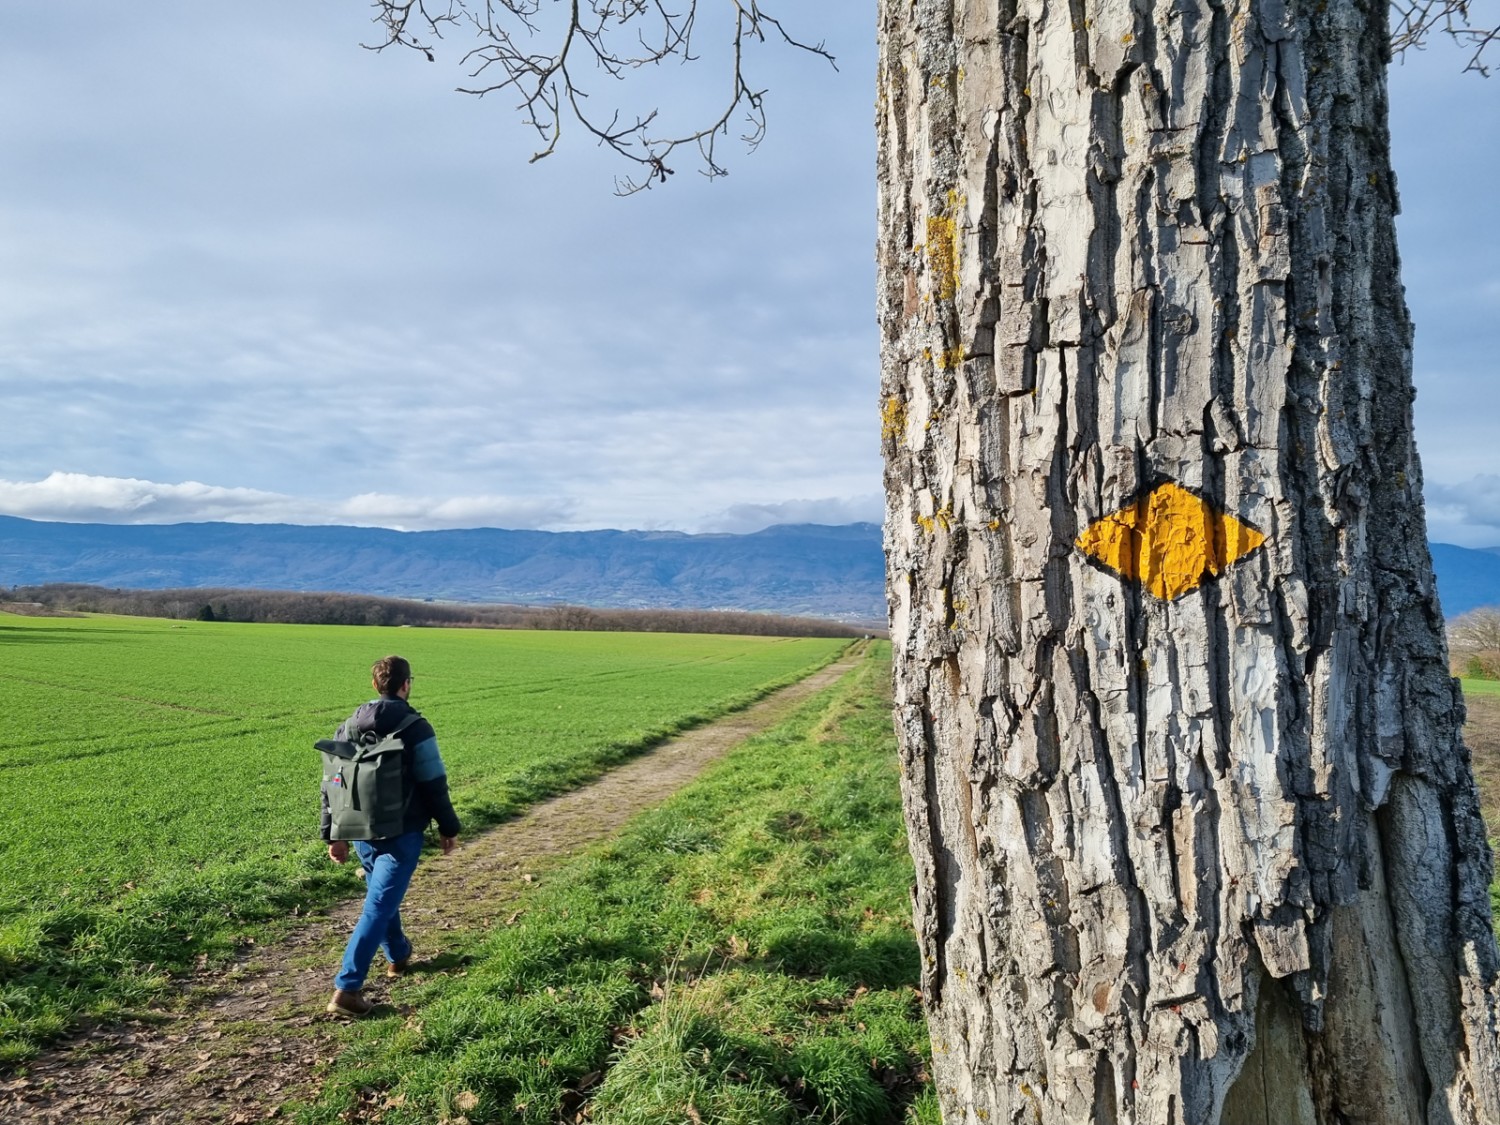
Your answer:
[0,646,868,1125]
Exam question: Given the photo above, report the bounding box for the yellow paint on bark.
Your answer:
[1076,481,1267,601]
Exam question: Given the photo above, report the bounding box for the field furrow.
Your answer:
[0,612,850,1061]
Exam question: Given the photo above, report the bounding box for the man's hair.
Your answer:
[371,655,412,697]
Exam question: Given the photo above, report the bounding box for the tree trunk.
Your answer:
[875,2,1500,1123]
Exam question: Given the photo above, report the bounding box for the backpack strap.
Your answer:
[388,712,425,743]
[316,711,426,757]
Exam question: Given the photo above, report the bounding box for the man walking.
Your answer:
[321,654,461,1017]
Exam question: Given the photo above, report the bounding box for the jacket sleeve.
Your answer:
[408,735,462,838]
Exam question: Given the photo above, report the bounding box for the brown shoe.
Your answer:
[385,957,411,979]
[326,989,373,1017]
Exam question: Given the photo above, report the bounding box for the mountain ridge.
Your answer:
[0,515,888,622]
[2,514,1498,622]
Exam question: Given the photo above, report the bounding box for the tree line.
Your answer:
[0,584,875,639]
[1451,606,1500,679]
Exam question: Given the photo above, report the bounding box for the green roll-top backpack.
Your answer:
[317,713,424,841]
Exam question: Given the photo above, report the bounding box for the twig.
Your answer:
[1391,0,1499,76]
[365,0,836,193]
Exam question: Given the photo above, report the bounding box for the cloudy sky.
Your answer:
[1,5,1496,543]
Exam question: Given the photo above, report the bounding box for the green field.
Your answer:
[305,640,936,1125]
[0,612,849,1058]
[1462,676,1500,696]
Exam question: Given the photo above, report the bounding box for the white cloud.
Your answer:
[335,492,573,530]
[1423,476,1500,548]
[701,495,884,534]
[0,472,886,535]
[0,472,289,523]
[0,2,880,536]
[0,472,570,531]
[2,4,1490,545]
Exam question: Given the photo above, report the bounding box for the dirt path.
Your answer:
[0,649,867,1125]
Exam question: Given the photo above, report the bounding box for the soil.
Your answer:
[0,650,866,1125]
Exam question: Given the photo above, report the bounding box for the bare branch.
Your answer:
[1450,606,1500,651]
[1391,0,1499,76]
[365,0,836,193]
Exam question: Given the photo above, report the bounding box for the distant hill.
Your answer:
[1430,543,1500,617]
[0,516,888,623]
[2,514,1495,624]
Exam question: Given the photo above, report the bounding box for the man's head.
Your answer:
[371,654,413,698]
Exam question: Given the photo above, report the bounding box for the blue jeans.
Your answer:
[334,829,423,991]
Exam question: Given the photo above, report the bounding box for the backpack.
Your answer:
[317,712,424,841]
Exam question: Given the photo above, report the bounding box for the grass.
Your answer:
[0,612,849,1061]
[8,604,1496,1119]
[297,647,1499,1125]
[1461,677,1500,696]
[300,642,933,1125]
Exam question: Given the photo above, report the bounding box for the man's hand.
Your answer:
[328,840,350,864]
[440,835,459,856]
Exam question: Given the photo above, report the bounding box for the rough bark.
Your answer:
[876,1,1500,1123]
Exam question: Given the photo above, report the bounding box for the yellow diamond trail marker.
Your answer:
[1075,481,1267,601]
